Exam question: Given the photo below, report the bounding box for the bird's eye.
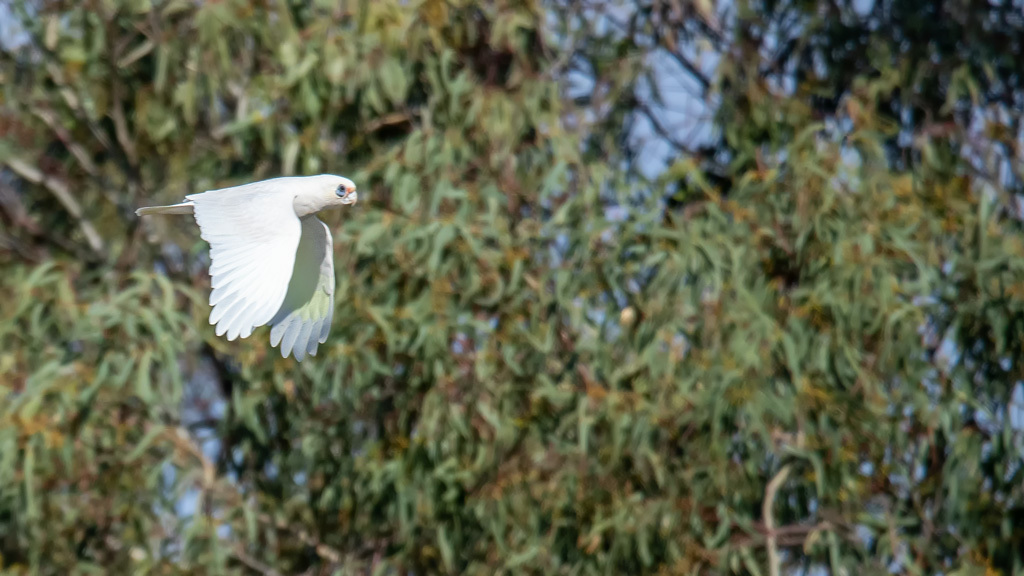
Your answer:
[336,185,346,198]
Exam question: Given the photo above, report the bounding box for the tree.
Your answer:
[1,0,1022,574]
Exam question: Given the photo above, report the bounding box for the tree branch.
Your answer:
[30,107,99,176]
[2,157,105,257]
[764,463,792,576]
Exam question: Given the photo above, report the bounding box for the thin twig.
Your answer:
[634,100,697,154]
[44,62,114,152]
[30,104,136,221]
[253,510,343,565]
[0,176,87,259]
[2,157,106,256]
[0,232,43,262]
[763,426,807,576]
[233,545,282,576]
[111,81,139,168]
[165,425,217,489]
[661,40,711,91]
[364,110,417,133]
[116,38,154,68]
[764,463,791,576]
[0,179,42,235]
[30,107,99,176]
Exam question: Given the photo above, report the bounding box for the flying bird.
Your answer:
[136,174,358,361]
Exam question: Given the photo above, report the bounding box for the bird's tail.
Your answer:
[136,201,195,216]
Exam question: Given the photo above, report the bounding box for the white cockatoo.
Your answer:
[136,174,358,361]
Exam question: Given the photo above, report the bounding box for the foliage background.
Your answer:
[2,0,1024,574]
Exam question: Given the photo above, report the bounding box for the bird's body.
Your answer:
[136,174,358,361]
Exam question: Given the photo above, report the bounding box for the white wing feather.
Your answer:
[268,216,336,361]
[186,183,302,343]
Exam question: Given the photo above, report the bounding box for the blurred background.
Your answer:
[2,0,1024,573]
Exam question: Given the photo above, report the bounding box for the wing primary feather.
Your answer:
[267,216,336,361]
[269,322,287,348]
[319,307,334,343]
[294,321,316,360]
[281,321,302,359]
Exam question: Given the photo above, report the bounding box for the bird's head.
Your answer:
[328,175,358,206]
[291,174,359,217]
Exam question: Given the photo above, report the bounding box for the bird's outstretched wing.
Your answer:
[268,216,335,361]
[186,185,302,343]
